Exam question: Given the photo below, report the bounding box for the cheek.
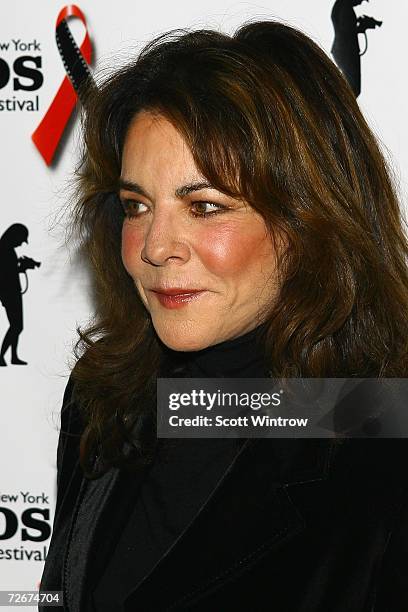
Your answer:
[198,223,271,278]
[121,224,143,273]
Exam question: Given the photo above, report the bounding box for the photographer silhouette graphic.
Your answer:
[331,0,382,97]
[0,224,40,366]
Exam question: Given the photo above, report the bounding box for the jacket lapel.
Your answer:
[63,437,250,611]
[61,436,335,612]
[123,438,336,611]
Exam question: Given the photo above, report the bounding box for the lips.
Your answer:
[151,288,204,296]
[149,287,207,309]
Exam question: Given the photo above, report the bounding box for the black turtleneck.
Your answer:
[91,322,268,611]
[159,320,269,378]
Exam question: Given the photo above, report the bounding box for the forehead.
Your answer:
[125,110,179,142]
[121,111,200,183]
[120,110,243,200]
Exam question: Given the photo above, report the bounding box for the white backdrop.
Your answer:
[1,0,407,601]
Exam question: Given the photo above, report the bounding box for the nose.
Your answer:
[141,208,191,266]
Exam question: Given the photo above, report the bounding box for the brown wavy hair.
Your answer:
[68,20,408,477]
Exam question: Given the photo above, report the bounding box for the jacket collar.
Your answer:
[62,436,336,611]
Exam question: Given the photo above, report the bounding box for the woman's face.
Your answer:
[120,111,282,351]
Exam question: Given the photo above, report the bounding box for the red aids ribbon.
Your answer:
[31,5,92,166]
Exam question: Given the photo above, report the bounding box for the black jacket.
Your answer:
[40,377,408,611]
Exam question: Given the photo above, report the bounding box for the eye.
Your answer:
[121,199,148,219]
[190,201,228,218]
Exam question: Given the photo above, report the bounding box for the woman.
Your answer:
[40,20,408,611]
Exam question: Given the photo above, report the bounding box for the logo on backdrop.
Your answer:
[331,0,382,97]
[0,490,51,562]
[0,37,43,112]
[0,224,41,367]
[0,5,94,165]
[32,4,95,166]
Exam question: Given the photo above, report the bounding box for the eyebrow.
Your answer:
[118,179,216,199]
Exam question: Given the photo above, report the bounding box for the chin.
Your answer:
[153,320,214,352]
